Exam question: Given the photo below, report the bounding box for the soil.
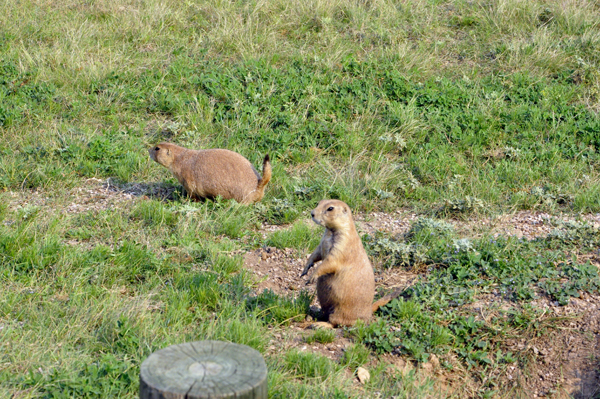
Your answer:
[525,293,600,399]
[3,179,600,398]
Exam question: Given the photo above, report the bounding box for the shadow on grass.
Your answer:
[572,363,600,399]
[104,179,185,202]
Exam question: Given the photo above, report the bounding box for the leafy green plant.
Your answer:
[405,218,455,242]
[366,299,453,362]
[542,219,600,249]
[364,217,456,268]
[437,196,485,216]
[363,233,429,269]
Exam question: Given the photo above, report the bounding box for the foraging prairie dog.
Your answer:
[149,142,271,204]
[301,200,401,327]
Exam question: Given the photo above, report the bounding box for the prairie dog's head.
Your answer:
[311,199,353,230]
[148,143,179,168]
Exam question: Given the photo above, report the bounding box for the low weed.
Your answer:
[437,196,486,217]
[266,221,322,252]
[305,328,337,345]
[542,218,600,249]
[364,217,456,269]
[283,350,342,381]
[256,198,302,225]
[247,289,311,325]
[340,343,371,370]
[198,309,270,353]
[131,200,178,228]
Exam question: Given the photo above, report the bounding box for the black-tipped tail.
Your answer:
[249,154,271,203]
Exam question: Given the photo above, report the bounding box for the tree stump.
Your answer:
[139,340,267,399]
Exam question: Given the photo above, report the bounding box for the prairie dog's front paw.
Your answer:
[300,262,314,277]
[305,272,317,285]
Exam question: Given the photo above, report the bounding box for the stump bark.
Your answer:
[139,340,267,399]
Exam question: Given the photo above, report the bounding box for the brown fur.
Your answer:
[148,142,271,204]
[301,200,401,327]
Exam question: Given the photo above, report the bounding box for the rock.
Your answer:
[421,362,433,373]
[393,357,406,369]
[356,367,370,384]
[402,361,414,376]
[429,354,440,369]
[309,322,334,330]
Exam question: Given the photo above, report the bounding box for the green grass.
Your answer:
[266,221,322,251]
[1,0,600,397]
[1,0,599,214]
[340,343,371,371]
[305,328,337,345]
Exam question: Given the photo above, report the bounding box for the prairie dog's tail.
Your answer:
[372,289,403,313]
[253,154,271,201]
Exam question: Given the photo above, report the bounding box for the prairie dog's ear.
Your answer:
[343,206,348,214]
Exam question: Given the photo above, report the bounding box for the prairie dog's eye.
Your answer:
[155,147,160,151]
[327,206,334,211]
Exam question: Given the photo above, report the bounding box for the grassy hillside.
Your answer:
[1,0,599,397]
[1,0,599,212]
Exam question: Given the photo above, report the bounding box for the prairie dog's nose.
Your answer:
[311,211,315,217]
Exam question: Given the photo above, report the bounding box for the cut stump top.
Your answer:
[139,340,267,399]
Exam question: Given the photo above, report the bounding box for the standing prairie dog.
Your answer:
[301,200,401,327]
[149,142,271,204]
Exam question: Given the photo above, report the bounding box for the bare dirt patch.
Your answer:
[264,323,354,362]
[243,245,416,315]
[3,178,182,217]
[510,294,600,399]
[243,246,306,296]
[442,293,600,398]
[5,179,598,241]
[355,210,600,241]
[4,178,140,215]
